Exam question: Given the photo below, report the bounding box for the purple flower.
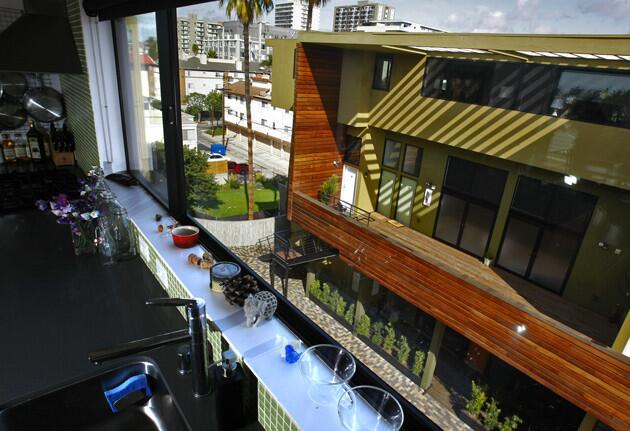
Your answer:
[55,194,69,208]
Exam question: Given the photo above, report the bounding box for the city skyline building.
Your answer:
[275,0,320,31]
[333,0,395,32]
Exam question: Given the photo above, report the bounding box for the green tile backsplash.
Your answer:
[258,382,300,431]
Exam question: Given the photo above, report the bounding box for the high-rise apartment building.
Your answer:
[333,1,395,32]
[176,15,296,64]
[275,0,320,31]
[177,14,222,55]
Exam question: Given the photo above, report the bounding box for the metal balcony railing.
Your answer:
[327,196,373,226]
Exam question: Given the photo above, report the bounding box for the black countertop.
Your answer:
[0,210,185,404]
[0,210,260,430]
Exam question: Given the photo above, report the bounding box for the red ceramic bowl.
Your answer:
[172,226,199,248]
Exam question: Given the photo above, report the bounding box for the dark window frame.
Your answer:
[495,175,597,294]
[372,54,393,91]
[547,67,630,129]
[421,58,630,130]
[432,156,507,260]
[112,8,440,431]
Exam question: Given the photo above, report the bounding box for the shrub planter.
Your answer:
[357,334,423,385]
[309,295,355,331]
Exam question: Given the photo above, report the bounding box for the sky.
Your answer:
[179,0,630,34]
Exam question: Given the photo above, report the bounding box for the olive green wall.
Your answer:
[338,49,630,192]
[351,126,630,320]
[268,39,297,111]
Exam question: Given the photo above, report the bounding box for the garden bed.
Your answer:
[357,334,423,385]
[309,294,355,331]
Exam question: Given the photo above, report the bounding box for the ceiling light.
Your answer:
[516,324,527,334]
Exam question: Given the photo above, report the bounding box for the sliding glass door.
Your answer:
[434,157,507,259]
[496,176,596,293]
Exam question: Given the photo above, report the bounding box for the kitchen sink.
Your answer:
[0,360,189,431]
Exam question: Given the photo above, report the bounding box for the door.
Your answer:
[434,157,507,259]
[340,164,358,207]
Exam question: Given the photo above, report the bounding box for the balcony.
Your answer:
[289,191,628,426]
[300,193,617,346]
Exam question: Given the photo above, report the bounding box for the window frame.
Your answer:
[421,58,630,130]
[375,138,423,223]
[112,8,441,431]
[547,67,630,128]
[372,54,393,91]
[495,175,597,294]
[432,156,507,260]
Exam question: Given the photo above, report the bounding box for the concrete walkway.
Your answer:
[233,246,473,431]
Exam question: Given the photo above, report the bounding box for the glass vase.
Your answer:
[71,220,97,255]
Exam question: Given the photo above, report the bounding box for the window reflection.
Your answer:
[550,70,630,128]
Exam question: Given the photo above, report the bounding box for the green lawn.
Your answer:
[205,128,223,137]
[199,183,279,219]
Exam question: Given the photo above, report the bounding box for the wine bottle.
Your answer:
[27,122,44,162]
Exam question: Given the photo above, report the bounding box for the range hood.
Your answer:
[0,0,82,74]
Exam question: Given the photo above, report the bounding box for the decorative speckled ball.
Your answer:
[254,291,277,320]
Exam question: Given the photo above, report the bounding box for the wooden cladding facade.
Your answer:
[292,191,630,430]
[287,43,344,219]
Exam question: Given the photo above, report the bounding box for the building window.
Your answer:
[549,69,630,128]
[261,119,267,126]
[496,176,597,293]
[434,157,507,259]
[376,139,423,226]
[373,55,393,91]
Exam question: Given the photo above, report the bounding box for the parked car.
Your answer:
[233,163,249,175]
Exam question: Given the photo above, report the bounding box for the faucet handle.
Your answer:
[146,297,198,308]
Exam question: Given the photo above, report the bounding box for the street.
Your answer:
[196,125,289,178]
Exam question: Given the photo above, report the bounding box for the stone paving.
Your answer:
[233,245,473,431]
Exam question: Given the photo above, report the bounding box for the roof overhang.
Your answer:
[276,32,630,69]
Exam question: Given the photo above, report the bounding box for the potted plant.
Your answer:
[499,415,523,431]
[482,398,501,431]
[371,321,384,346]
[397,335,411,366]
[465,381,488,418]
[411,350,426,377]
[356,314,371,337]
[344,303,355,325]
[319,174,339,204]
[382,322,396,354]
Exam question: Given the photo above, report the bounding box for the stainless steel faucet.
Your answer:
[88,297,212,398]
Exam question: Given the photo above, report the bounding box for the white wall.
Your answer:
[184,70,225,95]
[224,92,293,146]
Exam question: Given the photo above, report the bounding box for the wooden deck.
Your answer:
[367,212,618,346]
[290,191,630,429]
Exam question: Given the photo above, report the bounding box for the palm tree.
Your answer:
[306,0,328,31]
[220,0,274,220]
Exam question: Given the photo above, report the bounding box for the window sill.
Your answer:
[107,180,348,430]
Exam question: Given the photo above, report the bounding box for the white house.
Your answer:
[223,77,293,160]
[181,112,198,150]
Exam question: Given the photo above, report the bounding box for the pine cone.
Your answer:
[221,274,260,307]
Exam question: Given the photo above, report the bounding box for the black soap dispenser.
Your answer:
[215,349,247,430]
